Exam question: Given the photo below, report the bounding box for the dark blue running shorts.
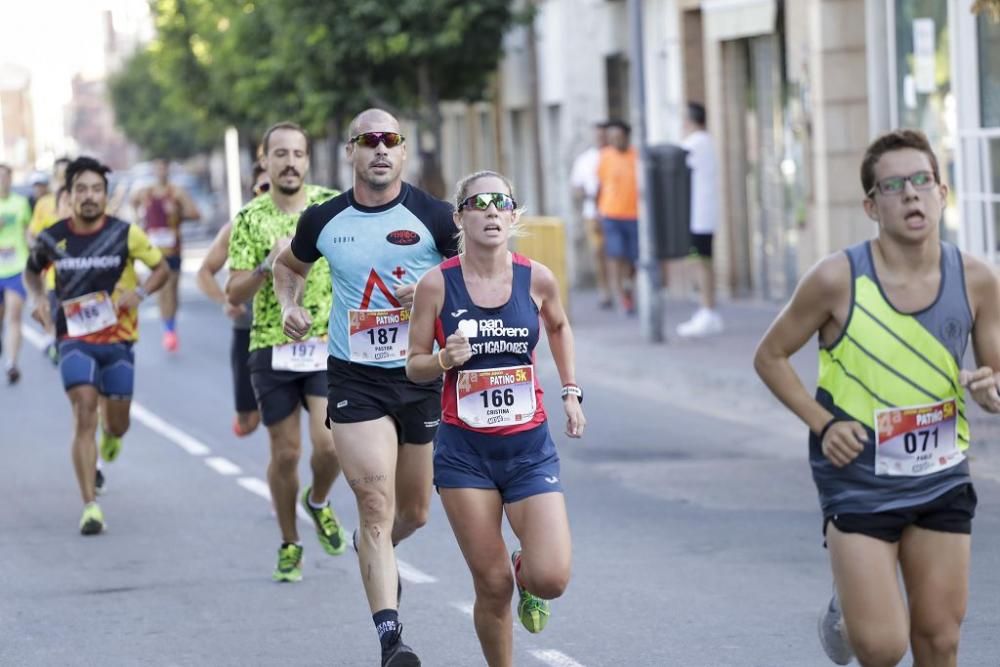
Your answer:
[0,272,27,300]
[434,421,563,504]
[58,340,135,399]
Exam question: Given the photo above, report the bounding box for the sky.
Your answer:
[0,0,151,165]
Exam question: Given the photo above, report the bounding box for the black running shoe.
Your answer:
[381,626,420,667]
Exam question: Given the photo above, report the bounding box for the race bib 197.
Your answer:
[272,337,326,372]
[63,291,117,337]
[456,365,536,428]
[0,245,15,264]
[347,308,409,362]
[875,399,964,477]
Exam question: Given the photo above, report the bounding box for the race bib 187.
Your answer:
[347,308,409,362]
[63,291,117,337]
[272,337,326,372]
[456,365,536,428]
[875,399,964,477]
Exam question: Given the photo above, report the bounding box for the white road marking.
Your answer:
[204,456,242,476]
[451,601,474,617]
[20,325,47,348]
[237,477,271,500]
[130,403,211,456]
[239,478,309,520]
[530,650,586,667]
[396,559,437,584]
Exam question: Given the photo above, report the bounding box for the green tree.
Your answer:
[141,0,527,192]
[273,0,527,196]
[108,46,220,159]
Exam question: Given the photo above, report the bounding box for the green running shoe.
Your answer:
[80,503,104,536]
[100,430,122,462]
[512,549,550,634]
[273,543,303,582]
[301,485,346,556]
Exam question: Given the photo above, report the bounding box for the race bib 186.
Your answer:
[456,365,536,428]
[63,291,117,337]
[0,245,15,264]
[875,399,964,477]
[348,308,409,362]
[272,337,326,372]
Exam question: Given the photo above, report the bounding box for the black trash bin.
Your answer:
[646,143,691,261]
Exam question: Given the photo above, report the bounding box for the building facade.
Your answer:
[435,0,1000,300]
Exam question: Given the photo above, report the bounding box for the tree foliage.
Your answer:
[108,46,220,159]
[111,0,527,179]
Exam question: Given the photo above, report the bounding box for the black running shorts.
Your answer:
[326,356,442,445]
[248,347,327,427]
[823,483,977,544]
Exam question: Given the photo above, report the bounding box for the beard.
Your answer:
[77,204,104,223]
[276,182,302,196]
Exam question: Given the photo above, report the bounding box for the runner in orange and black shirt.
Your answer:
[24,157,169,536]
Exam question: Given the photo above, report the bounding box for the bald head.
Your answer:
[349,108,400,139]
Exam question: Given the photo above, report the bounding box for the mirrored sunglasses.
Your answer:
[350,132,405,149]
[458,192,517,212]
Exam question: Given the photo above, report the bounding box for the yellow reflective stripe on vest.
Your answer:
[819,275,970,449]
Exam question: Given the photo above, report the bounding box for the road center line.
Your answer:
[237,477,272,500]
[530,649,587,667]
[450,601,474,617]
[397,560,438,584]
[204,456,242,475]
[130,403,211,456]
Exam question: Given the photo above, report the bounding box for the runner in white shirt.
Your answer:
[569,122,612,308]
[676,102,724,338]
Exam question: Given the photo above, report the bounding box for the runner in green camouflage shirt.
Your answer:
[228,184,337,351]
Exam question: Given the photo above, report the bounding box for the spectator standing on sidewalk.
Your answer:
[570,122,612,309]
[676,102,723,338]
[596,120,639,315]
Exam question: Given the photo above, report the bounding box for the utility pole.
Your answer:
[627,0,664,342]
[224,127,242,220]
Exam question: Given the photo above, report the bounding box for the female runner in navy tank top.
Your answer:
[407,171,585,665]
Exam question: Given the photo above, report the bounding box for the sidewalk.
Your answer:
[567,288,1000,481]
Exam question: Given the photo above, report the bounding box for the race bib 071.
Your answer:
[875,399,964,477]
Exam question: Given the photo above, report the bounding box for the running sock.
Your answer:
[164,318,176,333]
[307,496,328,510]
[373,609,400,650]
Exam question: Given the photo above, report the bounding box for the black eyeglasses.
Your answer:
[867,171,936,197]
[458,192,517,212]
[350,132,405,149]
[253,182,271,196]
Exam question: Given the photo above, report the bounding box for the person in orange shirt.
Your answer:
[596,120,639,314]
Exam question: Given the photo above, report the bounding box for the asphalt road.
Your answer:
[2,267,998,666]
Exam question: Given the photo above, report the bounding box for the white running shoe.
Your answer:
[818,591,854,665]
[676,309,723,338]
